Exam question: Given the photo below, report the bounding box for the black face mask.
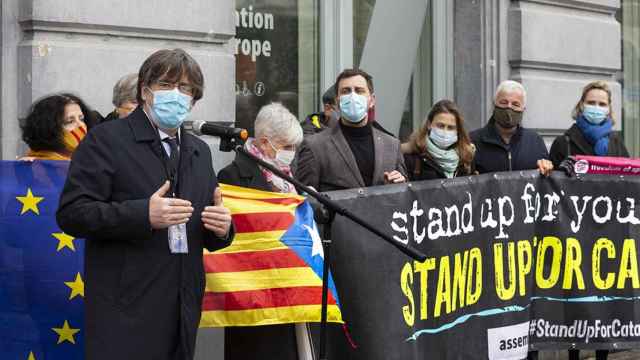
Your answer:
[493,106,523,129]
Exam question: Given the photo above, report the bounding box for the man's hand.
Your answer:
[537,159,554,177]
[202,187,232,238]
[384,170,406,184]
[149,181,193,229]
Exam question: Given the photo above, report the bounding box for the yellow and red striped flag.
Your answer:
[200,184,343,327]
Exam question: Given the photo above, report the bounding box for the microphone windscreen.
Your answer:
[191,120,205,135]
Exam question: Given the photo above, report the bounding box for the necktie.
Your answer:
[162,137,180,183]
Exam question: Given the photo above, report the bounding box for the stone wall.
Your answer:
[0,0,236,172]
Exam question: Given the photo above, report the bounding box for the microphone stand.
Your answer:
[217,136,427,360]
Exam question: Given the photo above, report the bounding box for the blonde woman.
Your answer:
[549,80,629,168]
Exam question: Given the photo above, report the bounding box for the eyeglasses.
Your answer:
[155,81,195,96]
[266,138,296,152]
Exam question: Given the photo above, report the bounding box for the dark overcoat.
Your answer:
[56,107,232,360]
[217,152,272,191]
[403,152,475,181]
[470,120,549,174]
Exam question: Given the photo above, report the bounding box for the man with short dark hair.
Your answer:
[300,85,339,136]
[295,68,407,191]
[57,48,233,360]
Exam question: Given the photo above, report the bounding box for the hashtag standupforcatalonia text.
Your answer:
[531,319,640,343]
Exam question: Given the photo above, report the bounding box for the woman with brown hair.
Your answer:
[402,99,475,181]
[549,80,629,169]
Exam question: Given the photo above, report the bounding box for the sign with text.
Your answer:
[235,0,299,134]
[324,171,640,359]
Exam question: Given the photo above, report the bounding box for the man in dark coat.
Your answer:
[470,80,553,175]
[295,68,407,192]
[56,49,233,360]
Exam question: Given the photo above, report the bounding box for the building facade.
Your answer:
[1,1,638,359]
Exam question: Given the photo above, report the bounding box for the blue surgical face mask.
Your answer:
[582,105,609,125]
[339,92,368,123]
[428,127,458,149]
[150,88,192,129]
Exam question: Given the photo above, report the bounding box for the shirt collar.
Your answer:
[143,108,180,143]
[158,127,181,143]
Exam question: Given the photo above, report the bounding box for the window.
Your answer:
[235,0,319,134]
[353,0,433,141]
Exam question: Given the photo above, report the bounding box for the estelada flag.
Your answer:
[200,184,343,327]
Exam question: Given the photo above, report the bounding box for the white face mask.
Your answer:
[267,138,295,166]
[428,127,458,149]
[275,149,295,166]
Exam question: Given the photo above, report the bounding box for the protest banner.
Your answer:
[325,171,640,359]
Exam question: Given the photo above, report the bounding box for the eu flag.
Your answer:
[0,161,84,359]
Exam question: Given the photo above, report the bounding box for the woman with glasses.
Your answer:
[218,102,302,193]
[218,102,307,360]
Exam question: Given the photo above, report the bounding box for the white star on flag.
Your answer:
[304,223,324,259]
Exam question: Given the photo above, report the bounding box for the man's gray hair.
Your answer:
[495,80,527,105]
[254,102,303,146]
[112,73,138,107]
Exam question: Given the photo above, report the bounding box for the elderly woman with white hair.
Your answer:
[218,102,309,360]
[218,102,303,193]
[470,80,553,175]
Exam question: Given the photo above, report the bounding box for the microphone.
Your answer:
[192,120,249,141]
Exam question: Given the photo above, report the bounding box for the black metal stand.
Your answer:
[317,206,335,360]
[217,136,427,360]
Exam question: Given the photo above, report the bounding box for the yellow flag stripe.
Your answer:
[220,183,305,202]
[208,230,287,254]
[205,267,322,292]
[200,304,343,327]
[224,198,299,215]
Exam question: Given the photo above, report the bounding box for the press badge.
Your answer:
[168,223,188,254]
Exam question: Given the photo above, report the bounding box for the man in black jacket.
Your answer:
[470,80,553,175]
[56,49,233,360]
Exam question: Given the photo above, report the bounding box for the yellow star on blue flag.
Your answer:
[64,273,85,300]
[52,232,76,252]
[52,320,80,344]
[16,188,44,215]
[2,161,84,359]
